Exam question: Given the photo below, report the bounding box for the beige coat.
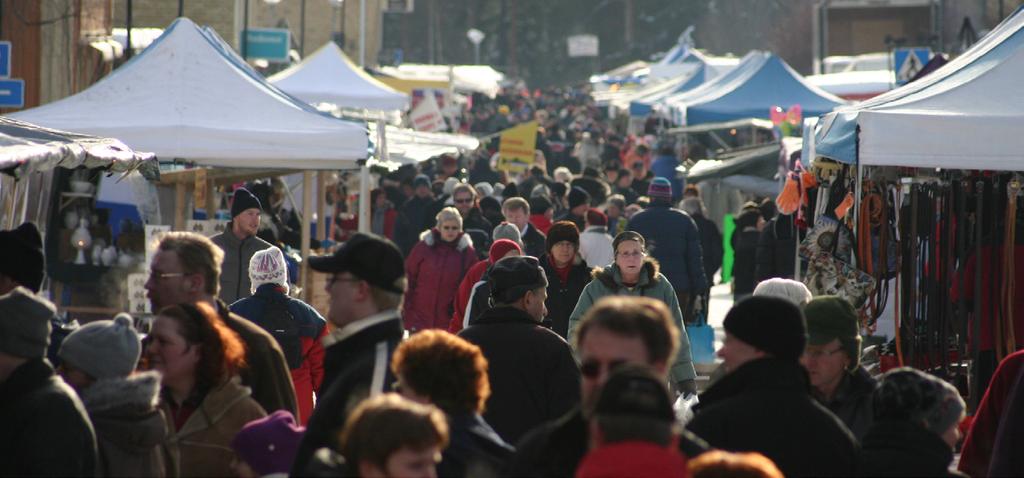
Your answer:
[160,377,266,478]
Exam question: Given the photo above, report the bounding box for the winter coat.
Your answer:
[80,371,167,477]
[530,213,554,235]
[687,358,858,478]
[404,229,479,331]
[506,407,709,478]
[539,254,591,339]
[522,223,547,259]
[230,284,328,425]
[628,204,708,293]
[216,300,298,417]
[579,226,615,268]
[449,260,491,334]
[959,349,1024,477]
[395,195,436,255]
[755,214,797,282]
[371,204,398,240]
[857,421,967,477]
[575,441,690,478]
[815,366,877,440]
[0,358,97,477]
[691,213,723,286]
[437,412,515,478]
[210,229,273,304]
[160,377,266,478]
[463,208,495,261]
[731,227,761,298]
[989,358,1024,477]
[458,306,581,445]
[568,260,697,384]
[292,311,404,475]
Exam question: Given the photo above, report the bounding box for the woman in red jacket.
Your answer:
[448,239,522,333]
[403,207,479,332]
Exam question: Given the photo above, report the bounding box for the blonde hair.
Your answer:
[158,232,224,296]
[436,206,463,228]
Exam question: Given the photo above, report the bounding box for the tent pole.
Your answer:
[358,162,370,233]
[317,171,327,242]
[301,171,313,301]
[175,182,186,231]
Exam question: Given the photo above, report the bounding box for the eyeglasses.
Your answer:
[803,347,845,360]
[580,359,627,379]
[454,197,474,204]
[149,270,186,280]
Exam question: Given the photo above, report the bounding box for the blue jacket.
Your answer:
[230,284,327,343]
[627,204,708,293]
[650,154,684,202]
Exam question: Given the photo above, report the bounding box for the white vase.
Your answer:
[63,209,79,230]
[91,244,103,265]
[117,252,135,268]
[101,246,118,266]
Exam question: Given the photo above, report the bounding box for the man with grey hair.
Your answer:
[0,287,97,476]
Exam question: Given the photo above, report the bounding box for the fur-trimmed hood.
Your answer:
[420,228,473,251]
[592,257,661,291]
[80,371,167,452]
[80,371,161,414]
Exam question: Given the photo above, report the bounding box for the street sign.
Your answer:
[243,28,291,63]
[567,35,599,58]
[0,79,24,108]
[893,47,931,85]
[0,42,11,78]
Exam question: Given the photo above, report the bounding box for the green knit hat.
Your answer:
[804,296,862,370]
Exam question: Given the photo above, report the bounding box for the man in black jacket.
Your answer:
[0,287,97,476]
[502,197,547,258]
[458,256,581,445]
[506,296,709,477]
[291,233,408,476]
[395,175,436,255]
[687,296,858,477]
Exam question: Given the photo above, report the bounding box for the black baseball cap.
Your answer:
[594,364,675,422]
[308,233,405,294]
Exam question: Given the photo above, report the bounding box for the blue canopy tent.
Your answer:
[655,52,767,124]
[664,52,846,127]
[815,5,1024,167]
[627,63,706,118]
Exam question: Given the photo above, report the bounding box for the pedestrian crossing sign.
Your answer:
[893,48,932,86]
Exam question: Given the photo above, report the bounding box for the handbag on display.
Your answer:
[803,252,877,308]
[800,214,855,264]
[685,297,716,365]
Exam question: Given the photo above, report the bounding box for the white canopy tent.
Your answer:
[12,18,369,169]
[376,64,505,98]
[269,42,409,113]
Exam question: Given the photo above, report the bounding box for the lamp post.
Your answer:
[467,28,485,64]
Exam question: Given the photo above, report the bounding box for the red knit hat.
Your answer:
[586,208,607,226]
[489,239,522,264]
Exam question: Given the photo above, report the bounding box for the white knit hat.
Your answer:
[753,278,813,307]
[249,247,289,295]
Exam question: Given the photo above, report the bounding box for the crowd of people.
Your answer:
[0,87,1015,478]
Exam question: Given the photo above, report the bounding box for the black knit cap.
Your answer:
[568,186,591,209]
[488,256,548,304]
[545,221,580,252]
[231,187,263,219]
[529,196,552,214]
[723,296,807,361]
[594,364,675,422]
[0,223,44,292]
[309,232,406,294]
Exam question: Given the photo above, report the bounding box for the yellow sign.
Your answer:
[497,121,538,173]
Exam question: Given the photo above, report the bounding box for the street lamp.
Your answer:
[467,28,485,65]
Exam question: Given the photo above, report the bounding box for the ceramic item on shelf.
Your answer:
[117,251,135,268]
[101,246,118,266]
[71,219,92,265]
[64,209,80,230]
[91,244,103,265]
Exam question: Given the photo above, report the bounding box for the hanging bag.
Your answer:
[685,296,716,364]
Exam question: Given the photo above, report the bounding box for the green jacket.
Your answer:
[568,259,697,383]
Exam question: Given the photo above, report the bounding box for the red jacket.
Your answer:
[403,229,478,331]
[530,213,553,235]
[959,349,1024,477]
[448,260,489,334]
[293,326,327,425]
[575,441,690,478]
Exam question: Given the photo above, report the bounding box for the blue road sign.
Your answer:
[244,28,291,63]
[0,42,11,78]
[893,47,932,85]
[0,79,25,108]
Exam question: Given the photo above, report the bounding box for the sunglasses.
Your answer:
[580,358,627,379]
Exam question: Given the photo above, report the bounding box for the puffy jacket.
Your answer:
[627,204,708,293]
[568,260,697,384]
[404,229,479,331]
[210,229,273,304]
[160,377,266,478]
[688,358,858,477]
[230,284,328,425]
[0,358,97,477]
[539,254,591,339]
[80,372,166,477]
[458,306,581,445]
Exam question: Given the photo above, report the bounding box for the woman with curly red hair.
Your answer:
[146,302,266,477]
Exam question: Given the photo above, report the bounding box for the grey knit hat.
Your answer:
[874,367,966,437]
[0,287,55,359]
[58,313,141,380]
[492,222,524,248]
